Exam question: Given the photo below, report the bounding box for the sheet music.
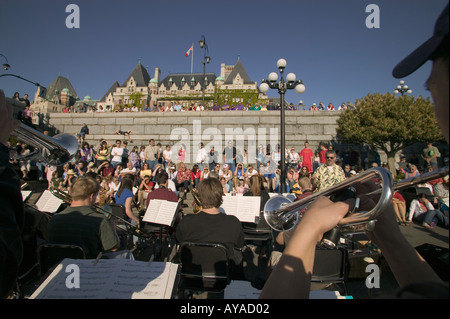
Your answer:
[21,190,32,202]
[224,281,348,299]
[220,196,260,223]
[30,258,179,299]
[224,280,261,299]
[142,199,179,226]
[35,190,64,213]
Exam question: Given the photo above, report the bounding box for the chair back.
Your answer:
[38,243,86,276]
[179,242,231,291]
[311,247,348,294]
[103,203,128,221]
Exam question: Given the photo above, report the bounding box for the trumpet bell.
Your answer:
[264,195,297,231]
[13,123,78,166]
[263,167,395,236]
[41,133,79,165]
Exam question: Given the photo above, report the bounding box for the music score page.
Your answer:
[30,258,179,299]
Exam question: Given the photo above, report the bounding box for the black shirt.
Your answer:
[47,206,118,259]
[176,211,244,263]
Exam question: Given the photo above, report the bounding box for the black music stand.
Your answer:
[141,200,181,261]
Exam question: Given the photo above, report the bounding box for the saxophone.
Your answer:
[188,185,202,214]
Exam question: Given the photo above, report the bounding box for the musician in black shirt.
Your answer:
[175,178,244,275]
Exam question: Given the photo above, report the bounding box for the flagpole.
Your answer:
[191,43,194,74]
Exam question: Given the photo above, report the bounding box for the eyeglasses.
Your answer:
[326,156,335,159]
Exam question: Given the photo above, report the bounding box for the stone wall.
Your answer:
[46,110,343,164]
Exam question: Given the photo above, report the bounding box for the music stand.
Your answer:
[141,199,181,261]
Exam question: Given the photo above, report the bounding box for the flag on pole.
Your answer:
[185,45,193,57]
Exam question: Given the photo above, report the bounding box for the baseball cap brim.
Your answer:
[392,3,449,79]
[392,35,445,78]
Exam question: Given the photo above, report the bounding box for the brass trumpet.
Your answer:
[12,123,78,166]
[264,166,449,248]
[8,97,78,166]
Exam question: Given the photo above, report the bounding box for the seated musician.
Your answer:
[143,172,181,233]
[175,178,245,278]
[46,176,120,259]
[243,174,271,229]
[146,172,179,207]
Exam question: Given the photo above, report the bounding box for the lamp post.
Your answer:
[259,58,305,193]
[1,54,10,70]
[199,35,211,106]
[0,54,47,98]
[394,80,412,96]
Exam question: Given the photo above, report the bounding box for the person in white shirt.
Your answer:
[288,147,300,169]
[408,193,448,229]
[196,142,208,170]
[107,176,121,198]
[163,145,173,169]
[110,140,124,168]
[120,162,137,177]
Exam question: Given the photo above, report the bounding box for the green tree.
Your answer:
[336,93,444,176]
[129,92,144,109]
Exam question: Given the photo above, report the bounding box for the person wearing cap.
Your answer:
[261,3,449,299]
[221,163,234,191]
[421,142,441,170]
[61,168,77,191]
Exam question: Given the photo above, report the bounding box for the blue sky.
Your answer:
[0,0,447,107]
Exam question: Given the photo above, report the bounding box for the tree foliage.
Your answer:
[336,93,444,173]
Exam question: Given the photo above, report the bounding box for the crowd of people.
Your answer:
[59,99,350,114]
[10,130,448,232]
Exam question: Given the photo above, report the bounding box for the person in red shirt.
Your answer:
[144,172,181,234]
[299,141,314,172]
[176,162,192,201]
[98,161,115,178]
[190,164,201,189]
[319,144,327,165]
